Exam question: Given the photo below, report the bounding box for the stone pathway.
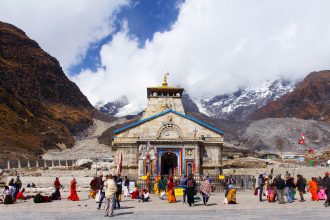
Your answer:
[1,190,329,220]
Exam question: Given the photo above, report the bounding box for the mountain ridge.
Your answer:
[0,21,94,160]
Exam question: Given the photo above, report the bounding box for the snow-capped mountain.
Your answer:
[96,96,129,116]
[96,80,296,120]
[197,80,296,121]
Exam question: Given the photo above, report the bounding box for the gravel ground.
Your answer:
[42,119,126,160]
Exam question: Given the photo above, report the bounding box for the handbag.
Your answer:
[254,188,258,196]
[95,191,100,202]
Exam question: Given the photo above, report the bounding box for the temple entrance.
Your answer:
[161,152,178,175]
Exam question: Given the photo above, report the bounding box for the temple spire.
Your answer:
[162,72,169,87]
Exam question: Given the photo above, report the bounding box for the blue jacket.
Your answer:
[181,177,188,189]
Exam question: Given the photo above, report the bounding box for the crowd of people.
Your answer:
[254,172,330,206]
[1,171,329,218]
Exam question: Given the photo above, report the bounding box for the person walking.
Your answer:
[67,178,79,201]
[257,174,264,202]
[252,176,256,190]
[167,177,176,203]
[308,177,319,201]
[296,174,306,202]
[158,176,167,200]
[53,177,62,200]
[104,174,117,217]
[123,176,130,197]
[200,176,212,206]
[97,175,105,210]
[113,175,122,210]
[275,175,286,204]
[285,174,294,203]
[180,175,188,203]
[322,172,330,207]
[186,174,196,206]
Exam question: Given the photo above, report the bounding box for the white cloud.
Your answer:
[0,0,128,69]
[2,0,330,110]
[73,0,330,108]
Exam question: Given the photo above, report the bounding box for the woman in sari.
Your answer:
[167,178,176,203]
[200,176,212,206]
[308,177,318,201]
[68,178,80,201]
[226,185,237,204]
[267,175,275,202]
[154,176,161,196]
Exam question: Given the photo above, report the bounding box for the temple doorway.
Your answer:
[161,152,178,175]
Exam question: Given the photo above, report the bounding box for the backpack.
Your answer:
[33,193,44,203]
[186,179,195,189]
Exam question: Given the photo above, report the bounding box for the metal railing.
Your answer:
[134,174,253,193]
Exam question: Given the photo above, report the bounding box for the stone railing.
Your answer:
[0,159,77,170]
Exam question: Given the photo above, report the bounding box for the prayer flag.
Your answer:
[298,133,305,145]
[119,153,122,175]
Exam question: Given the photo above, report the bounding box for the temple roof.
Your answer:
[114,109,225,135]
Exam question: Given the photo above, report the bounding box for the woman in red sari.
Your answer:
[308,177,318,201]
[68,178,80,201]
[167,177,176,203]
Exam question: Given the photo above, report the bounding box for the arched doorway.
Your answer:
[161,152,178,175]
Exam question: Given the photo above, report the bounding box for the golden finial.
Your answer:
[162,72,169,87]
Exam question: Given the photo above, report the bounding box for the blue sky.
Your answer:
[1,0,330,111]
[69,0,183,74]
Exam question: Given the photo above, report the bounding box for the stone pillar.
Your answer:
[65,160,68,169]
[138,159,144,175]
[51,160,54,167]
[44,160,47,167]
[36,160,39,168]
[218,144,223,175]
[18,159,21,169]
[27,160,30,168]
[195,145,200,175]
[7,161,10,169]
[58,160,61,167]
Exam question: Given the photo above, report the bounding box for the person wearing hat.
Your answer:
[323,172,330,207]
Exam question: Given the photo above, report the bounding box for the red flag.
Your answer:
[119,153,123,175]
[298,133,305,144]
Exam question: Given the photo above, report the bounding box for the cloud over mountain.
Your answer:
[0,0,128,69]
[72,0,330,106]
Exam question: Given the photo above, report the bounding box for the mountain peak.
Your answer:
[198,79,296,121]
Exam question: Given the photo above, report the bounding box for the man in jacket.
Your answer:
[257,174,264,202]
[285,174,294,203]
[180,175,188,203]
[186,174,196,206]
[276,174,286,204]
[104,174,117,217]
[296,174,306,202]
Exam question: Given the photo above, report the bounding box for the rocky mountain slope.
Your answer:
[0,21,94,160]
[198,80,296,121]
[250,71,330,123]
[241,118,330,153]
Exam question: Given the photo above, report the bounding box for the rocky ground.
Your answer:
[42,118,127,160]
[241,118,330,152]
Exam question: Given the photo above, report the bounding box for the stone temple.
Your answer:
[112,74,224,177]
